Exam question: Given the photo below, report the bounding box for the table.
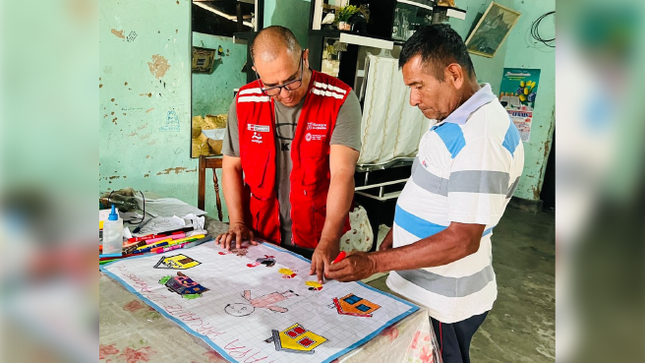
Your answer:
[99,218,441,363]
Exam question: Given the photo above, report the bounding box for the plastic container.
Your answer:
[102,204,123,255]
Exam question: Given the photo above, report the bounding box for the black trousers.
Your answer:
[431,311,489,363]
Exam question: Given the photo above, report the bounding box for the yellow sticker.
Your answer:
[305,281,322,288]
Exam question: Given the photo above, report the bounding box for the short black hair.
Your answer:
[399,24,475,80]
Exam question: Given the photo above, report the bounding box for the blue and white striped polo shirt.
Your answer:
[386,84,524,323]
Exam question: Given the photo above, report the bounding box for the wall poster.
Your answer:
[499,68,541,142]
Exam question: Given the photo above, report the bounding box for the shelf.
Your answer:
[433,5,467,20]
[397,0,433,11]
[354,178,409,192]
[309,30,396,50]
[356,157,414,172]
[340,33,394,50]
[232,31,256,40]
[355,190,402,202]
[232,30,256,45]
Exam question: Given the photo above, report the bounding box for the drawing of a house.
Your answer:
[265,323,326,354]
[154,254,201,270]
[159,272,209,299]
[333,293,381,317]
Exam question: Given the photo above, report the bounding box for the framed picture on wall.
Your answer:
[192,46,217,73]
[465,2,521,58]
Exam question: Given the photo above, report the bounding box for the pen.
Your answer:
[148,234,205,252]
[331,251,347,264]
[128,230,185,242]
[139,242,169,252]
[151,237,199,253]
[181,235,212,248]
[99,253,123,259]
[123,240,146,249]
[127,235,153,243]
[153,235,212,253]
[144,233,186,244]
[102,234,210,260]
[152,244,183,254]
[128,233,165,243]
[324,251,348,280]
[131,217,153,234]
[159,226,196,235]
[136,238,172,250]
[166,234,205,246]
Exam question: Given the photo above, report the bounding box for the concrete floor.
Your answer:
[365,208,555,362]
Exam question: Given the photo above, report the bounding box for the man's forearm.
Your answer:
[370,223,485,272]
[222,164,246,225]
[319,170,355,244]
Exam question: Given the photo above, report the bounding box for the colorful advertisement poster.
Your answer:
[499,68,541,142]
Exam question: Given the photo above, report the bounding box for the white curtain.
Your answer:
[358,55,430,165]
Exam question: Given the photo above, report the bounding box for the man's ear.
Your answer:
[251,65,257,72]
[446,63,464,89]
[303,48,310,68]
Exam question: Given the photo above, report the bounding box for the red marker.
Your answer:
[331,251,347,264]
[127,235,150,243]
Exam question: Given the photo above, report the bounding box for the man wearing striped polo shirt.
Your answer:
[327,24,524,363]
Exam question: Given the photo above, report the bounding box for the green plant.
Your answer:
[336,5,360,22]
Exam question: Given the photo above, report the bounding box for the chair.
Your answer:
[197,155,224,221]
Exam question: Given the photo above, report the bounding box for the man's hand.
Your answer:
[308,144,357,284]
[326,252,378,282]
[309,239,340,284]
[379,229,394,251]
[215,222,258,250]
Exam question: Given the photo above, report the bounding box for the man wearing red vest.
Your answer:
[215,26,362,283]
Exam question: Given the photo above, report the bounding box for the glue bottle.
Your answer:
[102,204,123,255]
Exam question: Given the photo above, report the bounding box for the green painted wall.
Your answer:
[99,0,201,211]
[501,0,555,201]
[451,0,555,201]
[99,0,553,224]
[448,0,515,95]
[263,0,311,48]
[192,32,248,118]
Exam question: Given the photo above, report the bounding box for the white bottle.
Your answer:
[102,204,123,255]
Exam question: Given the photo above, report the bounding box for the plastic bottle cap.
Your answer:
[108,204,119,221]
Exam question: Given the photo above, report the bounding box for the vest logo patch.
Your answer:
[306,122,327,131]
[305,132,324,142]
[247,124,270,132]
[252,132,263,144]
[422,157,432,169]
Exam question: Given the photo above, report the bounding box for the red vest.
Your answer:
[236,71,352,248]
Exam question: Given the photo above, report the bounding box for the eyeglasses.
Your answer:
[257,52,304,96]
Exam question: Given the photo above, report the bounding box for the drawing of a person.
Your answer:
[224,290,298,317]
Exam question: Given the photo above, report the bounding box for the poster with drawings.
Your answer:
[100,242,418,363]
[499,68,541,143]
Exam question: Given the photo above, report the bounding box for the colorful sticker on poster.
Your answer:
[499,68,541,142]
